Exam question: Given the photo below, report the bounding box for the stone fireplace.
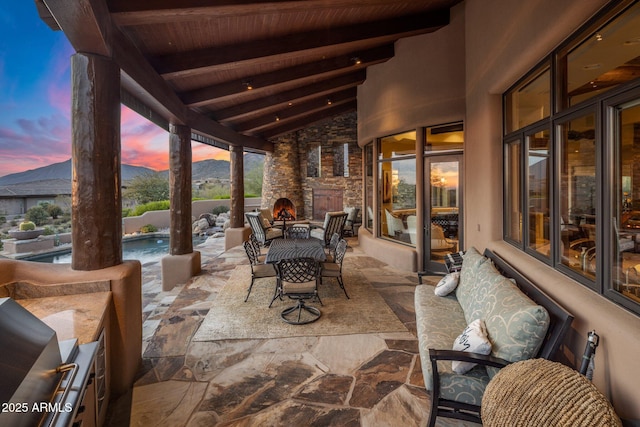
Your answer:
[273,198,296,221]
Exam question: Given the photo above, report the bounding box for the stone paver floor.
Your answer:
[106,236,478,427]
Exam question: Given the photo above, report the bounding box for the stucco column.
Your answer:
[71,53,122,270]
[169,124,193,255]
[230,144,245,228]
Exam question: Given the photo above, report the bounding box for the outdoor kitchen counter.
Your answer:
[17,291,112,344]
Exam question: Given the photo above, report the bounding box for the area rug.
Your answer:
[192,264,408,341]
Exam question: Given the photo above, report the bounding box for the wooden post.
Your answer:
[230,144,245,228]
[169,124,193,256]
[71,53,122,270]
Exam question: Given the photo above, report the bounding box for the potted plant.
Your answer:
[8,221,45,240]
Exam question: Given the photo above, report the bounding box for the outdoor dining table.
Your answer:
[265,237,327,264]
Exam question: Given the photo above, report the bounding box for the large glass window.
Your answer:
[504,1,640,314]
[425,122,464,151]
[559,113,597,280]
[613,99,640,304]
[364,143,374,230]
[505,140,522,243]
[505,65,551,133]
[379,131,416,244]
[558,1,640,109]
[527,129,551,256]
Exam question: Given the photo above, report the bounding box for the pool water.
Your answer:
[26,235,208,265]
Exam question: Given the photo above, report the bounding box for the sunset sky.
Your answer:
[0,3,229,178]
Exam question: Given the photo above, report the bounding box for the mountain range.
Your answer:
[0,153,265,186]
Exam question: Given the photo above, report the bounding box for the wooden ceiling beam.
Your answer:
[213,71,365,121]
[154,9,449,78]
[110,0,429,26]
[41,0,272,151]
[180,44,393,107]
[261,101,357,139]
[233,88,357,133]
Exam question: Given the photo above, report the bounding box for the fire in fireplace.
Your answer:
[273,198,296,221]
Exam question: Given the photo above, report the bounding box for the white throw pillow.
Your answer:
[434,272,460,296]
[451,319,492,374]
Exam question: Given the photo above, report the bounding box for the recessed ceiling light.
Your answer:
[623,37,640,46]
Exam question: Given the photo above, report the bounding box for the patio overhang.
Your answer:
[36,0,461,147]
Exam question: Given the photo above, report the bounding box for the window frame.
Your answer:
[502,0,640,315]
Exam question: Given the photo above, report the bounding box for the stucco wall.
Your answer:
[357,0,640,420]
[464,0,640,420]
[357,3,466,144]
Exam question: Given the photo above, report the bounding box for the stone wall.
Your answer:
[261,112,362,221]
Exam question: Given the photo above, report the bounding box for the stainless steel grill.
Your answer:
[0,297,98,427]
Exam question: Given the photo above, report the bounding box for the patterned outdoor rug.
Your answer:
[192,264,408,340]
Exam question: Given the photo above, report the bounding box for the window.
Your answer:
[527,128,551,257]
[425,123,464,151]
[364,143,374,230]
[558,113,597,281]
[505,139,523,243]
[558,1,640,110]
[307,144,321,177]
[612,98,640,306]
[333,143,349,176]
[505,65,551,133]
[503,0,640,314]
[378,131,416,244]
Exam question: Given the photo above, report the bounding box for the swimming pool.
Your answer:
[25,235,208,265]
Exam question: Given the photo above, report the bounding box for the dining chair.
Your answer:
[248,233,266,262]
[284,225,310,239]
[246,212,283,246]
[242,241,277,302]
[310,211,348,246]
[385,209,407,238]
[320,238,349,299]
[275,257,323,324]
[325,232,341,261]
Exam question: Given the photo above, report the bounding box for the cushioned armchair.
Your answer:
[342,207,361,236]
[245,212,283,246]
[310,211,348,246]
[385,209,407,238]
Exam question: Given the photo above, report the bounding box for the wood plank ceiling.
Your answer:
[37,0,462,152]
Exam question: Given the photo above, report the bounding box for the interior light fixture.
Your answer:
[243,80,253,90]
[351,56,361,65]
[275,115,280,122]
[596,32,603,41]
[288,102,293,106]
[327,98,332,105]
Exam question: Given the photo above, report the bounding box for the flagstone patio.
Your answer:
[106,237,478,426]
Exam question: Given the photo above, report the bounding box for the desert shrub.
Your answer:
[211,205,230,215]
[42,227,55,236]
[140,224,158,233]
[19,221,36,231]
[25,206,49,226]
[131,200,171,217]
[10,219,18,227]
[46,204,64,219]
[122,208,132,217]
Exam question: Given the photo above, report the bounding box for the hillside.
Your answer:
[0,159,155,186]
[0,153,265,186]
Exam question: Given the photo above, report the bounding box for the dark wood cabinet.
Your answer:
[312,188,343,220]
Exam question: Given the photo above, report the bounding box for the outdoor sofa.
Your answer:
[415,247,573,426]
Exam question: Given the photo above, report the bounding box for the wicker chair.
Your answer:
[275,257,323,324]
[310,211,348,247]
[320,239,349,299]
[482,359,621,427]
[242,241,277,302]
[246,212,283,246]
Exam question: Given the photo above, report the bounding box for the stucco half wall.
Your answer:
[358,229,417,272]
